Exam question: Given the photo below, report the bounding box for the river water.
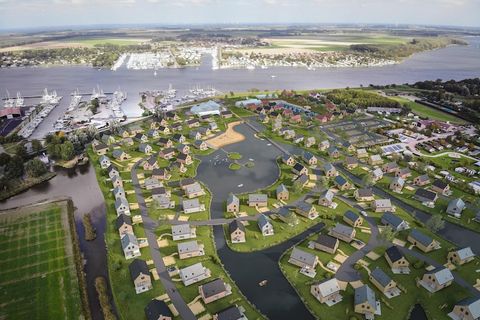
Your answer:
[1,37,480,319]
[0,36,480,139]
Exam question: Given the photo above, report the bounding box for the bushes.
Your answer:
[95,277,117,320]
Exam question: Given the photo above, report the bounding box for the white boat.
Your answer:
[15,92,24,107]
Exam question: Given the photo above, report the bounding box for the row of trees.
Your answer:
[326,89,401,109]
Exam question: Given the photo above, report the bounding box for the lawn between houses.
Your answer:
[0,201,87,320]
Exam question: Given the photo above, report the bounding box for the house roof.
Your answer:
[146,156,157,166]
[345,156,358,165]
[177,153,189,161]
[257,214,271,229]
[249,194,268,202]
[229,219,245,234]
[320,189,335,202]
[391,177,405,186]
[282,154,293,161]
[115,197,129,210]
[381,212,405,229]
[179,262,206,280]
[200,278,227,298]
[372,168,383,177]
[373,199,392,208]
[99,155,110,163]
[294,174,309,186]
[180,178,196,187]
[354,285,376,307]
[194,140,205,147]
[129,259,149,280]
[344,210,360,223]
[144,300,173,320]
[152,168,166,176]
[227,194,239,206]
[185,182,203,195]
[297,201,313,212]
[115,213,132,230]
[370,267,392,287]
[323,162,335,172]
[409,229,433,247]
[356,188,374,197]
[107,165,118,174]
[426,267,454,285]
[276,184,288,194]
[183,198,201,210]
[112,149,125,158]
[152,187,167,196]
[447,198,465,212]
[121,233,138,250]
[303,151,315,160]
[414,188,437,201]
[312,278,340,298]
[113,186,124,196]
[315,234,338,249]
[178,240,200,254]
[456,297,480,319]
[331,223,355,237]
[416,174,430,182]
[432,179,448,190]
[293,163,306,172]
[453,247,475,261]
[215,306,243,320]
[334,175,348,186]
[385,246,404,263]
[172,224,192,236]
[290,247,317,266]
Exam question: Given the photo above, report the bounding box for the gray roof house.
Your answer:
[381,212,409,231]
[354,285,380,317]
[177,240,204,260]
[226,194,240,213]
[129,259,152,294]
[446,198,466,218]
[248,194,268,207]
[449,297,480,320]
[179,262,211,286]
[115,197,130,216]
[121,233,140,260]
[258,214,274,236]
[408,229,439,252]
[99,155,111,169]
[310,278,342,306]
[421,267,454,293]
[288,247,319,270]
[199,278,232,304]
[448,247,475,265]
[144,300,173,320]
[329,223,356,243]
[183,198,203,214]
[172,224,196,241]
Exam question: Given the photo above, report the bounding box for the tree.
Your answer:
[0,152,11,166]
[25,158,48,177]
[14,143,27,160]
[318,176,329,189]
[31,139,43,153]
[362,174,374,187]
[60,141,75,161]
[5,156,24,179]
[377,226,396,245]
[426,215,445,233]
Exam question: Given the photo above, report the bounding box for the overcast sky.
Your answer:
[1,0,480,30]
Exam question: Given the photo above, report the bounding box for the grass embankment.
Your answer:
[0,200,89,320]
[229,163,242,170]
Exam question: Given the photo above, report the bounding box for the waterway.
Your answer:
[0,36,479,139]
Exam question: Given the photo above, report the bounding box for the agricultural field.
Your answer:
[389,96,465,123]
[0,202,84,320]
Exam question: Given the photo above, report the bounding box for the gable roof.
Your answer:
[456,297,480,319]
[121,233,138,250]
[183,198,201,210]
[385,246,404,263]
[129,259,149,280]
[297,201,313,213]
[144,300,173,320]
[370,267,392,287]
[312,278,340,297]
[200,278,227,298]
[334,175,348,186]
[409,229,433,247]
[354,285,376,307]
[215,306,243,320]
[227,194,239,206]
[432,179,448,190]
[320,189,335,202]
[426,267,454,285]
[178,240,200,254]
[414,188,437,201]
[276,184,288,194]
[381,212,405,229]
[356,188,374,197]
[115,213,132,230]
[229,219,245,234]
[331,223,355,237]
[453,247,475,261]
[315,234,338,249]
[290,247,317,266]
[448,198,465,211]
[257,214,271,229]
[293,163,306,172]
[344,210,360,222]
[172,224,192,236]
[179,262,206,280]
[249,194,268,202]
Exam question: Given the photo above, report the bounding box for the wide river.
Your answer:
[0,37,479,319]
[0,36,480,139]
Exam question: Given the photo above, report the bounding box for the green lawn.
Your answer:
[66,37,147,47]
[0,203,84,320]
[229,163,242,170]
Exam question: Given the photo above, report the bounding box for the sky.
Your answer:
[0,0,480,30]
